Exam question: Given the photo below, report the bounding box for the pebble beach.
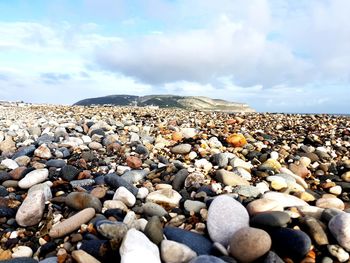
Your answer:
[0,103,349,263]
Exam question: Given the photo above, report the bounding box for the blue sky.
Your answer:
[0,0,349,113]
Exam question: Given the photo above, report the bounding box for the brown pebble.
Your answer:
[126,156,142,169]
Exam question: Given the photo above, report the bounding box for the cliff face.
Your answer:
[74,95,255,112]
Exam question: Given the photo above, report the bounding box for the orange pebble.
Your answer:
[226,134,247,147]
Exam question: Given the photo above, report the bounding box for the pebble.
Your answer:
[328,213,350,251]
[146,189,182,208]
[15,190,45,226]
[164,226,213,255]
[171,144,192,154]
[215,169,249,186]
[72,250,101,263]
[34,144,52,159]
[161,240,197,263]
[119,228,161,263]
[207,195,249,246]
[12,246,33,258]
[96,220,128,240]
[104,173,139,196]
[246,198,283,216]
[250,211,291,228]
[269,228,312,260]
[327,244,349,262]
[65,192,102,212]
[300,216,329,246]
[189,255,226,263]
[184,200,206,213]
[60,165,80,181]
[113,186,136,207]
[262,191,309,207]
[49,208,96,238]
[18,168,49,189]
[144,216,164,245]
[142,202,168,217]
[229,227,271,262]
[316,197,345,210]
[1,159,19,170]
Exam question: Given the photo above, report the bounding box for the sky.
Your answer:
[0,0,349,113]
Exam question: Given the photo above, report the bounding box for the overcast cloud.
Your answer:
[0,0,349,113]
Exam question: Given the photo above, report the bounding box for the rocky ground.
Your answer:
[0,104,349,263]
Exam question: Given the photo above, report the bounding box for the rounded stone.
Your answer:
[49,208,96,238]
[96,220,128,240]
[15,191,45,226]
[18,168,49,189]
[12,246,33,258]
[316,197,345,210]
[113,186,136,207]
[328,213,350,251]
[207,195,249,247]
[65,192,102,212]
[144,216,164,246]
[250,211,291,229]
[246,198,283,216]
[171,144,192,154]
[146,189,182,208]
[229,227,271,263]
[189,255,226,263]
[161,240,197,263]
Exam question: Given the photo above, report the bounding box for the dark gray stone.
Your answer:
[104,173,138,196]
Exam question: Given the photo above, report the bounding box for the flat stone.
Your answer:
[65,192,102,212]
[49,208,96,238]
[171,144,192,154]
[96,220,128,241]
[60,165,79,181]
[142,202,168,217]
[161,240,197,263]
[164,226,213,255]
[11,145,36,159]
[329,213,350,251]
[120,228,161,263]
[229,227,271,263]
[104,173,138,196]
[246,198,283,216]
[262,192,309,208]
[72,250,101,263]
[250,211,291,229]
[1,159,19,170]
[316,197,345,210]
[46,159,66,168]
[146,189,182,208]
[215,169,250,187]
[34,144,52,159]
[18,168,49,189]
[184,200,206,213]
[207,195,249,246]
[16,190,45,226]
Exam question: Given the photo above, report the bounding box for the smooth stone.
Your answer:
[184,200,206,213]
[104,173,138,196]
[262,192,309,207]
[250,211,291,229]
[113,186,136,207]
[181,128,197,138]
[327,244,350,262]
[207,195,249,247]
[269,228,312,260]
[229,227,271,263]
[39,257,58,263]
[146,189,182,208]
[80,240,112,262]
[49,208,96,238]
[46,159,66,168]
[0,185,8,196]
[261,251,284,263]
[211,153,229,168]
[300,216,329,246]
[28,182,52,201]
[142,202,168,217]
[144,216,164,245]
[184,171,205,188]
[316,197,345,210]
[0,258,38,263]
[96,220,128,240]
[34,144,52,159]
[161,240,197,263]
[16,190,45,226]
[164,226,213,255]
[1,159,19,170]
[322,208,344,223]
[136,187,149,199]
[65,192,102,212]
[0,207,16,217]
[103,200,128,212]
[18,168,49,189]
[11,145,36,159]
[235,185,261,198]
[72,250,101,263]
[12,246,33,258]
[328,213,350,251]
[171,144,192,154]
[267,176,288,190]
[70,179,95,188]
[215,169,249,187]
[121,170,148,184]
[60,165,79,181]
[172,169,189,191]
[120,228,161,263]
[14,156,31,166]
[189,255,226,263]
[230,157,253,171]
[297,206,324,220]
